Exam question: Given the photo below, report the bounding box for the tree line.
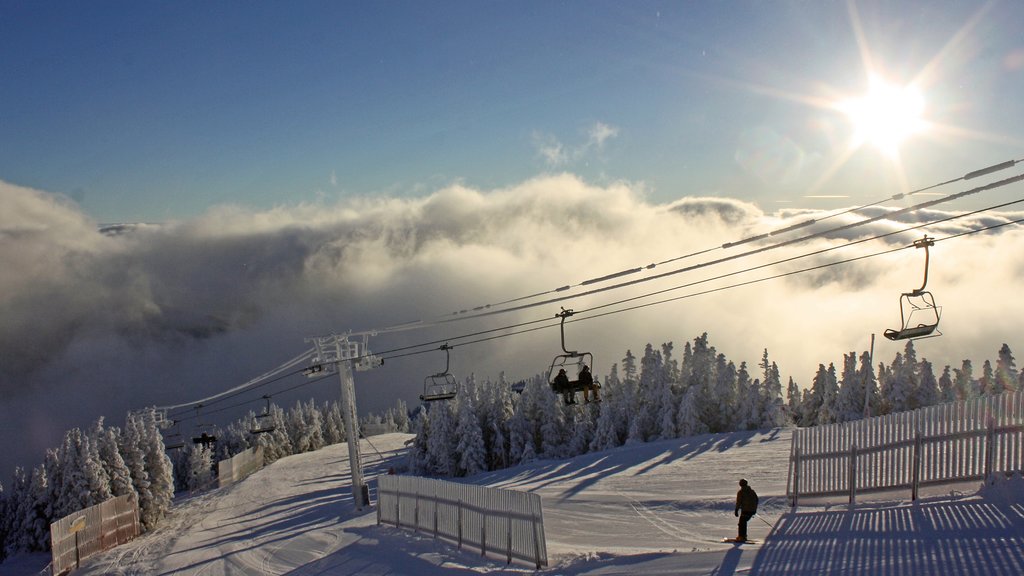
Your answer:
[0,398,409,561]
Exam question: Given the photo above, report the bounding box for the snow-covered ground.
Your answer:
[7,428,1024,575]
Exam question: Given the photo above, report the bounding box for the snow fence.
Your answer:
[788,390,1024,505]
[50,494,140,575]
[377,474,547,568]
[218,445,264,488]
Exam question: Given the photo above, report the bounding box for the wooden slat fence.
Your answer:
[218,446,264,488]
[50,494,140,575]
[377,475,547,569]
[788,391,1024,506]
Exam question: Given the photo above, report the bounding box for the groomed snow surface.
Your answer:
[8,428,1024,575]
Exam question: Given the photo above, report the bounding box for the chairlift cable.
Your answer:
[163,206,1024,423]
[149,165,1024,416]
[368,158,1023,329]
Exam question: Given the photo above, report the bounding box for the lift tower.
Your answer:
[306,333,380,510]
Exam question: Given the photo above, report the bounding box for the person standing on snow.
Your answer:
[734,478,758,541]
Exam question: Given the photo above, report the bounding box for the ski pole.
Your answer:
[757,514,775,529]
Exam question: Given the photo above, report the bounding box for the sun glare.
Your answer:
[838,77,927,158]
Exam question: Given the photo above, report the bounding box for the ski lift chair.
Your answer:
[250,395,276,435]
[547,308,599,405]
[420,344,459,402]
[191,405,218,446]
[884,236,942,341]
[163,420,185,451]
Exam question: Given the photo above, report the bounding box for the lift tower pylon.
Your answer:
[306,333,380,511]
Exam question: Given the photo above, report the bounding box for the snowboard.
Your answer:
[721,538,758,544]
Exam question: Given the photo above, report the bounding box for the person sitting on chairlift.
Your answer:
[554,368,574,404]
[579,364,599,403]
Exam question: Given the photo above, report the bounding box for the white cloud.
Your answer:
[2,175,1023,479]
[534,121,620,168]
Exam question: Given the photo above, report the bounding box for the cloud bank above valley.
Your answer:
[2,174,1023,478]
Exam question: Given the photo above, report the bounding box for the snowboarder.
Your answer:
[579,364,599,403]
[553,368,574,404]
[734,478,758,541]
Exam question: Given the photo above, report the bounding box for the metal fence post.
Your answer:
[849,443,857,505]
[790,447,801,508]
[481,511,487,557]
[912,429,922,501]
[985,415,996,481]
[457,500,463,550]
[506,513,513,564]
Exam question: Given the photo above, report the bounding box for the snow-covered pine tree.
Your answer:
[140,409,175,530]
[91,419,135,498]
[454,395,486,477]
[995,344,1018,395]
[656,342,680,439]
[568,404,597,457]
[834,352,864,423]
[802,364,832,425]
[303,399,325,452]
[979,360,995,397]
[880,352,911,414]
[675,385,707,438]
[860,351,881,418]
[591,363,626,451]
[758,352,785,429]
[539,383,571,459]
[407,409,430,474]
[425,401,457,476]
[508,375,544,466]
[786,377,802,426]
[393,398,411,433]
[734,364,761,430]
[5,466,28,554]
[915,359,940,409]
[708,355,737,433]
[321,400,343,445]
[953,359,976,401]
[938,365,955,403]
[287,402,311,453]
[27,465,51,552]
[629,343,663,442]
[186,443,214,492]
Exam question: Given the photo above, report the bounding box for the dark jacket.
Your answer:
[736,486,758,514]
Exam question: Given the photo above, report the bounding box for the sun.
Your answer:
[836,76,928,158]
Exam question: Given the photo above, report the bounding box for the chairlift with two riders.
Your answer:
[548,308,599,405]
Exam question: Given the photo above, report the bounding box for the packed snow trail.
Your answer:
[58,428,1024,575]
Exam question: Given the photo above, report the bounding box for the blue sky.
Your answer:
[4,1,1022,222]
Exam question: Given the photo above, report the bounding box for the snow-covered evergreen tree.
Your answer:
[758,351,785,429]
[91,419,135,498]
[675,385,707,437]
[708,355,737,433]
[140,409,175,530]
[591,363,628,451]
[881,351,913,414]
[425,401,457,476]
[26,465,51,551]
[938,365,955,403]
[186,444,215,492]
[786,377,802,426]
[915,359,940,408]
[835,351,864,423]
[979,359,995,396]
[953,359,977,401]
[454,395,486,477]
[995,344,1018,395]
